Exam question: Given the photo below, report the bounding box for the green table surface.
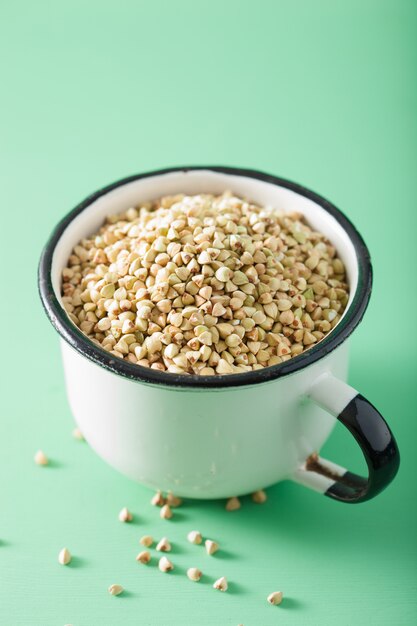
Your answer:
[1,1,416,625]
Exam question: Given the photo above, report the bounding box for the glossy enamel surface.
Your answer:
[40,167,372,497]
[62,340,354,497]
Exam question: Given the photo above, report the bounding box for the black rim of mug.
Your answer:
[38,166,373,389]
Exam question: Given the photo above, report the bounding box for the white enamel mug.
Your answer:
[39,167,399,503]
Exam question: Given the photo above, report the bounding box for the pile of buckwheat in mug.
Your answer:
[61,191,349,374]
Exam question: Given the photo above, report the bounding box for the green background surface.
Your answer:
[1,1,416,625]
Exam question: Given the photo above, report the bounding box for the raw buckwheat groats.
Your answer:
[267,591,283,605]
[108,584,124,596]
[34,449,49,466]
[58,547,71,565]
[61,192,349,375]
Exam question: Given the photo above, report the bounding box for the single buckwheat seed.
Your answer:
[58,547,71,565]
[34,450,48,466]
[118,507,133,522]
[166,491,183,507]
[225,496,241,511]
[139,535,153,547]
[158,556,174,572]
[205,540,219,556]
[187,567,202,582]
[267,591,283,605]
[251,489,267,504]
[160,504,173,519]
[187,530,203,545]
[151,490,166,507]
[156,537,171,552]
[108,584,124,596]
[136,550,151,564]
[213,576,228,591]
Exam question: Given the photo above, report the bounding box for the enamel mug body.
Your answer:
[39,167,400,503]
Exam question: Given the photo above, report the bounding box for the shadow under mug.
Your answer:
[38,167,400,503]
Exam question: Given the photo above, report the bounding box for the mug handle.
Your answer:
[291,373,400,503]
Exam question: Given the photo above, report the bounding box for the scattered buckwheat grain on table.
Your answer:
[139,534,154,547]
[136,550,151,564]
[213,576,228,591]
[160,503,173,519]
[118,506,133,522]
[187,567,202,582]
[205,539,219,555]
[158,556,174,572]
[251,489,267,503]
[49,470,286,610]
[151,490,166,506]
[225,496,241,511]
[108,584,124,596]
[61,192,349,375]
[187,530,203,544]
[267,591,283,605]
[156,537,171,552]
[166,491,183,507]
[58,547,71,565]
[34,450,48,466]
